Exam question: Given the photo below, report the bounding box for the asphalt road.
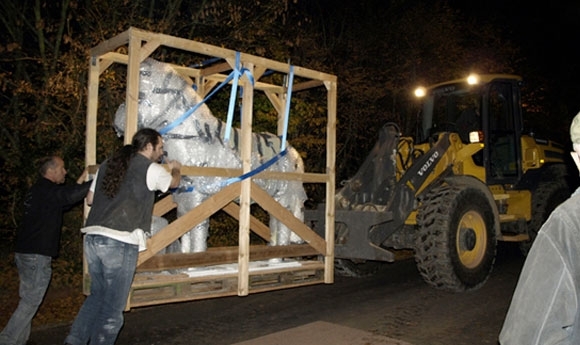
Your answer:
[29,243,524,345]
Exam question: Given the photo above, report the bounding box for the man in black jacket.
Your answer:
[0,156,91,345]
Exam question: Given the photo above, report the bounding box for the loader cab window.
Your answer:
[419,83,483,144]
[486,82,519,182]
[456,98,481,143]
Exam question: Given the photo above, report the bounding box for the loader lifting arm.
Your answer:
[305,124,452,262]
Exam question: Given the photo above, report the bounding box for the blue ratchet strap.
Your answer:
[224,52,255,143]
[172,185,195,193]
[159,53,254,136]
[172,148,289,192]
[159,72,235,135]
[221,148,289,187]
[281,65,294,151]
[223,52,241,143]
[221,65,294,187]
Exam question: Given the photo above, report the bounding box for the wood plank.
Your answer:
[264,90,283,115]
[90,29,130,57]
[128,260,325,309]
[324,80,338,283]
[180,165,327,183]
[257,171,328,183]
[97,58,115,75]
[238,62,255,296]
[123,27,337,83]
[250,182,327,256]
[202,72,285,93]
[199,61,231,76]
[181,165,242,177]
[86,60,100,167]
[293,80,324,92]
[140,39,161,62]
[153,194,177,217]
[278,93,286,137]
[222,202,271,241]
[253,65,267,80]
[199,79,219,98]
[137,183,240,265]
[99,51,128,65]
[172,65,202,79]
[135,244,319,272]
[124,35,142,143]
[136,260,323,284]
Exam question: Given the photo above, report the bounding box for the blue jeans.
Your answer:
[0,253,52,345]
[65,235,138,345]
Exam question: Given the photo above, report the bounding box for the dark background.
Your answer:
[1,1,580,329]
[455,1,580,115]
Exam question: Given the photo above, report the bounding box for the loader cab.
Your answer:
[416,74,524,185]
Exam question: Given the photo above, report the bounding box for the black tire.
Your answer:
[334,258,382,277]
[519,179,571,255]
[414,183,497,292]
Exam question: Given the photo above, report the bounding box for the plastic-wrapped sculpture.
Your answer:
[114,58,307,254]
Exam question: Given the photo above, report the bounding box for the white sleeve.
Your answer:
[146,163,172,192]
[89,170,99,192]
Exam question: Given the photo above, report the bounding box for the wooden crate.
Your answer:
[85,27,337,309]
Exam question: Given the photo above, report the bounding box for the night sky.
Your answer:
[452,1,580,114]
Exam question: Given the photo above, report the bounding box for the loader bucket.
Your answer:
[337,123,400,208]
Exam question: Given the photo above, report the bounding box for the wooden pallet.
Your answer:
[129,260,325,309]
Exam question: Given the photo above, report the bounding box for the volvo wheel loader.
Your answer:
[305,74,573,292]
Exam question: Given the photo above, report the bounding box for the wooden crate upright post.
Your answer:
[325,80,338,283]
[238,61,255,296]
[124,34,142,143]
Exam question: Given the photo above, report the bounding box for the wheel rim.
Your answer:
[456,210,487,269]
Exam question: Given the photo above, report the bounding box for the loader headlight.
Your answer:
[467,74,480,85]
[414,87,426,98]
[469,130,484,143]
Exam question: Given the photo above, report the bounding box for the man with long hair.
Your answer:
[64,128,181,345]
[0,156,90,345]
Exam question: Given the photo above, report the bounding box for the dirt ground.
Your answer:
[24,242,523,345]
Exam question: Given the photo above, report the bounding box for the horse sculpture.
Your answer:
[114,58,307,254]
